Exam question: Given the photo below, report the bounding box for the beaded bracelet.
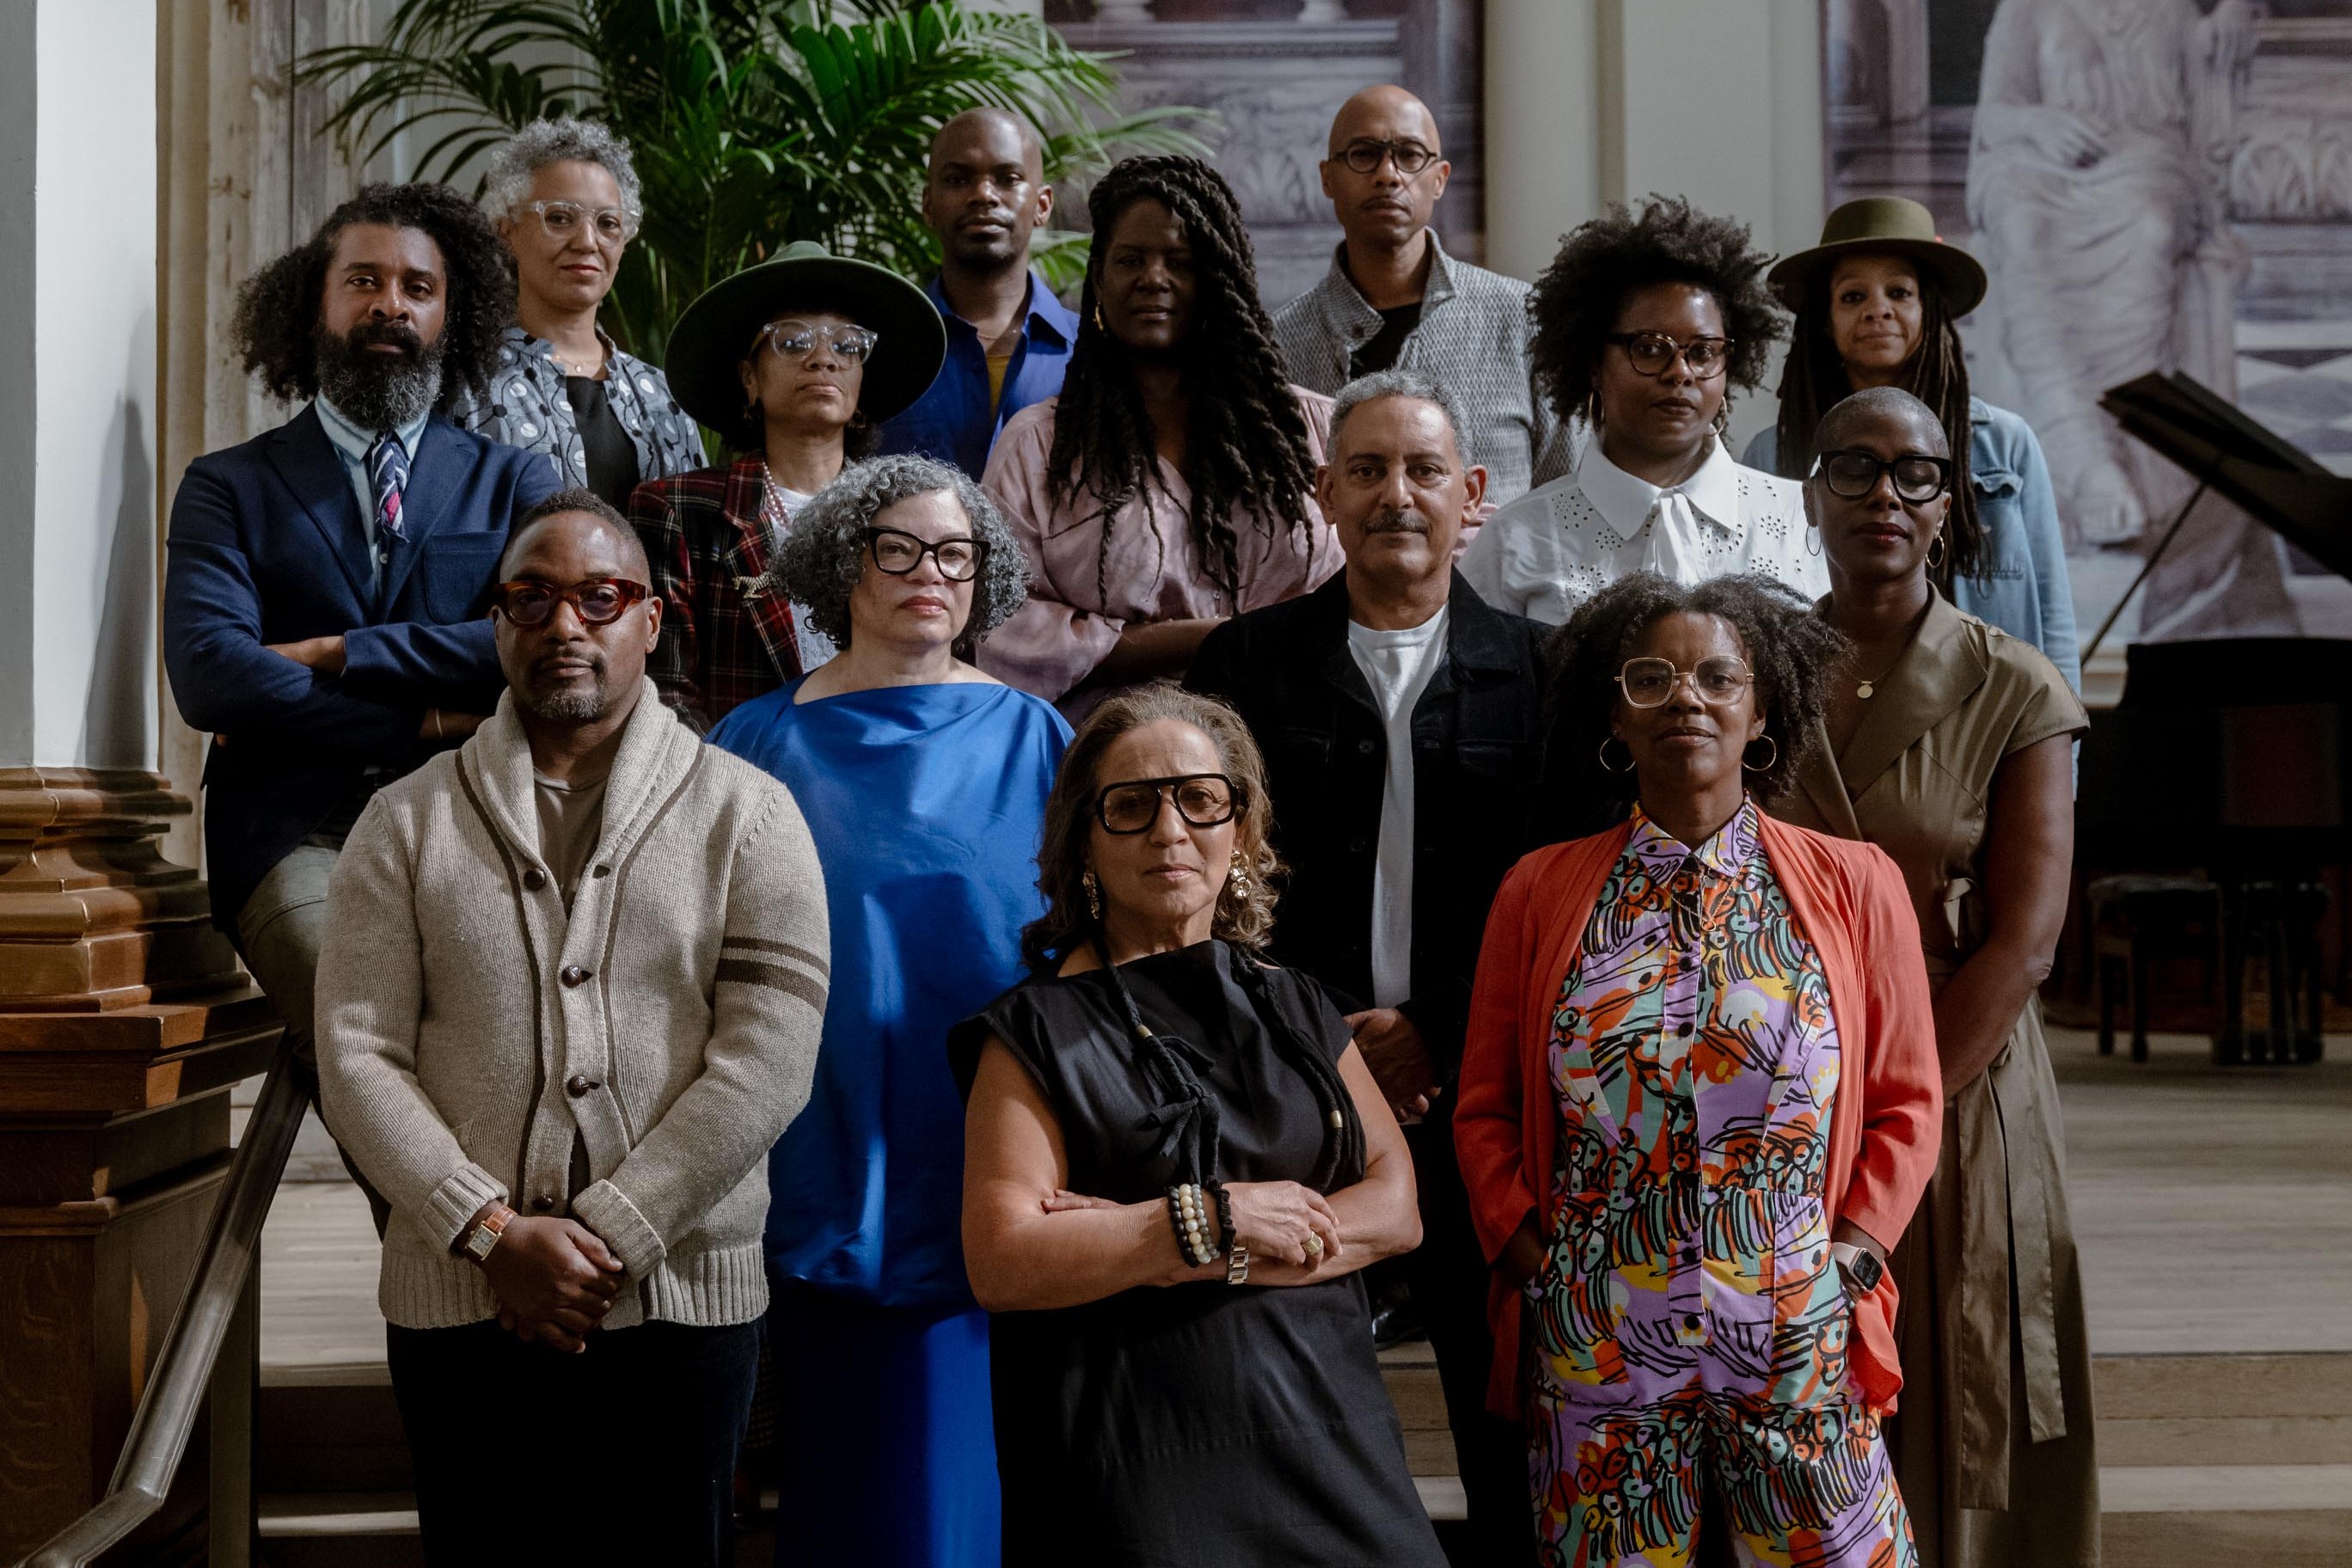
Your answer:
[1164,1182,1222,1267]
[1209,1182,1234,1258]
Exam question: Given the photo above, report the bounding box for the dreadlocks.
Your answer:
[1046,156,1319,607]
[1769,268,1986,587]
[230,181,514,413]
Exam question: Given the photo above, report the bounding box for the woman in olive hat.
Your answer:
[1746,196,2079,693]
[628,242,948,731]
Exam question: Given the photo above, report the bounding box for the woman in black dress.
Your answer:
[952,683,1446,1565]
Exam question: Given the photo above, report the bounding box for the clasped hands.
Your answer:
[475,1214,627,1354]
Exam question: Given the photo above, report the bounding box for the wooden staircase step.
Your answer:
[2096,1352,2352,1421]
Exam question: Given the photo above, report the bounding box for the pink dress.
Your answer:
[977,389,1342,717]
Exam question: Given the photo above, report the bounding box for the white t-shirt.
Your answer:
[1344,606,1450,1009]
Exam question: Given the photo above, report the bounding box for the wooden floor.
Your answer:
[257,1024,2352,1368]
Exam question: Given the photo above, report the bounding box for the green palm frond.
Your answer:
[293,0,1210,364]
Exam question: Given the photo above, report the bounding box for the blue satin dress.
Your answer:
[709,677,1070,1568]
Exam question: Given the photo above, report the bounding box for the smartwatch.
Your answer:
[460,1203,516,1265]
[1830,1240,1883,1298]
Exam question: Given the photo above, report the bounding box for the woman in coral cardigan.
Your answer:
[1454,572,1943,1565]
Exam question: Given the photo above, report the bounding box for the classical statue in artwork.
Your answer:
[1967,0,2256,549]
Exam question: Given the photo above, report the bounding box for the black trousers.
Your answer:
[387,1316,759,1568]
[1405,1101,1540,1566]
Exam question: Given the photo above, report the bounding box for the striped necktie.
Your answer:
[365,432,411,544]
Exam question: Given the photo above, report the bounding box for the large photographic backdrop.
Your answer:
[1824,0,2352,657]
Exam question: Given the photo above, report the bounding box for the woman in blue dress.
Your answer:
[1745,196,2081,693]
[708,454,1069,1568]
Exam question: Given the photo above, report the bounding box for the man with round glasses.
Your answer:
[1460,195,1826,624]
[453,119,704,511]
[1274,85,1572,507]
[629,241,947,731]
[317,489,830,1567]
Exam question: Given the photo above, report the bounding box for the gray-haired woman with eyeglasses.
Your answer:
[450,117,704,508]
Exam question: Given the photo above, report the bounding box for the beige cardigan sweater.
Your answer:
[315,680,829,1331]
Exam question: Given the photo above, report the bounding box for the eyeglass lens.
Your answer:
[1613,333,1730,378]
[1620,657,1750,707]
[1821,450,1951,503]
[867,529,983,582]
[529,201,633,245]
[1338,138,1436,175]
[498,579,643,628]
[1098,775,1237,834]
[764,322,879,364]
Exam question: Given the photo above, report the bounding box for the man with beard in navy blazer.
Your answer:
[165,183,558,1228]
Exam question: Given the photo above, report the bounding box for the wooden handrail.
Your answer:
[18,1044,306,1568]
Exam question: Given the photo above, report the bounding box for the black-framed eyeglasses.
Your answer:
[756,320,879,364]
[1617,656,1754,708]
[1093,774,1240,835]
[1813,449,1953,504]
[492,576,650,628]
[861,527,987,582]
[1604,331,1733,380]
[1330,138,1438,176]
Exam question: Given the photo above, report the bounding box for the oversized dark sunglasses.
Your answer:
[861,527,987,582]
[1815,449,1954,504]
[492,577,650,628]
[1094,774,1240,835]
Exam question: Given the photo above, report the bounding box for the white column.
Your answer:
[0,0,161,772]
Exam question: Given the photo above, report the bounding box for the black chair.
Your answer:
[2090,876,2223,1063]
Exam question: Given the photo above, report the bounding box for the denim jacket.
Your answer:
[1744,397,2080,693]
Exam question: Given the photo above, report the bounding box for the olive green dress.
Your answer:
[1777,592,2098,1568]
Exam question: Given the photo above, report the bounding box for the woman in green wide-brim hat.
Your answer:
[625,241,948,732]
[1743,195,2079,694]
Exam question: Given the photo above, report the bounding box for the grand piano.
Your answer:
[2075,373,2352,1063]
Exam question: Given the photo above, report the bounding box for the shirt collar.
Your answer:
[315,394,428,462]
[515,322,623,369]
[1321,227,1459,320]
[923,268,1079,347]
[1576,433,1741,538]
[1624,797,1760,881]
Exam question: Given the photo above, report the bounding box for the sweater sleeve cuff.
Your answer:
[571,1179,665,1279]
[422,1163,509,1253]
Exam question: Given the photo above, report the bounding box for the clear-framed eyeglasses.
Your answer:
[1813,449,1954,504]
[1617,656,1754,708]
[1604,331,1733,380]
[1331,138,1439,176]
[756,320,879,364]
[516,199,639,248]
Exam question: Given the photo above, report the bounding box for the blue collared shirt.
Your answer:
[876,268,1079,476]
[315,395,429,591]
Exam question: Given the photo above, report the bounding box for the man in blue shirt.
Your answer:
[878,108,1079,476]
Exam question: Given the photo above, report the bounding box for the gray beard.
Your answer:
[315,328,444,431]
[523,685,607,723]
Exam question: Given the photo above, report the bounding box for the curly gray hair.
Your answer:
[1328,368,1476,469]
[482,117,643,224]
[775,455,1029,656]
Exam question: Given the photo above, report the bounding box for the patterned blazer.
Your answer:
[451,326,707,499]
[628,459,808,734]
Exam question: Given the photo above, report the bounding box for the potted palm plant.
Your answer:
[297,0,1205,360]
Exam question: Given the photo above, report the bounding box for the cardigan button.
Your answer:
[531,1194,555,1212]
[1356,738,1376,755]
[523,867,548,891]
[566,1073,598,1097]
[560,965,591,987]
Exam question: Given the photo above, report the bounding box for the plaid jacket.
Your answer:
[628,459,805,733]
[1272,231,1577,506]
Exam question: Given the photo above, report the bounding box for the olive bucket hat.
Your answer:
[1765,196,1988,319]
[665,240,947,435]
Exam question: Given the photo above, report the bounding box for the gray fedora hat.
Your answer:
[664,241,947,434]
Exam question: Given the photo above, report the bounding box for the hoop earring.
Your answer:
[1092,300,1105,332]
[1081,870,1102,923]
[1742,734,1779,774]
[1597,735,1636,774]
[1926,530,1947,573]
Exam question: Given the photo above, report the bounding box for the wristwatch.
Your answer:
[1830,1240,1884,1298]
[460,1203,516,1265]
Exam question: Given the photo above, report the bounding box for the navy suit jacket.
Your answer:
[164,404,558,930]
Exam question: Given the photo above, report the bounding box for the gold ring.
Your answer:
[1304,1233,1325,1257]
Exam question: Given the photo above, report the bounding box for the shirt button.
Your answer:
[566,1073,598,1097]
[1684,1314,1701,1330]
[523,867,548,891]
[560,965,591,987]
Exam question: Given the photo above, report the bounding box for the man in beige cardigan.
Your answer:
[316,488,829,1567]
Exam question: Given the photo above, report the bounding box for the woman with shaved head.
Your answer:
[1778,386,2097,1568]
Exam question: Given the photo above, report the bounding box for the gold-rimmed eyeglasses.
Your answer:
[1617,656,1754,708]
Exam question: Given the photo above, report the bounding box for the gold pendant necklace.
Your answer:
[1855,655,1901,701]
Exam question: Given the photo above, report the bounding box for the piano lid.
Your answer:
[2101,371,2352,582]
